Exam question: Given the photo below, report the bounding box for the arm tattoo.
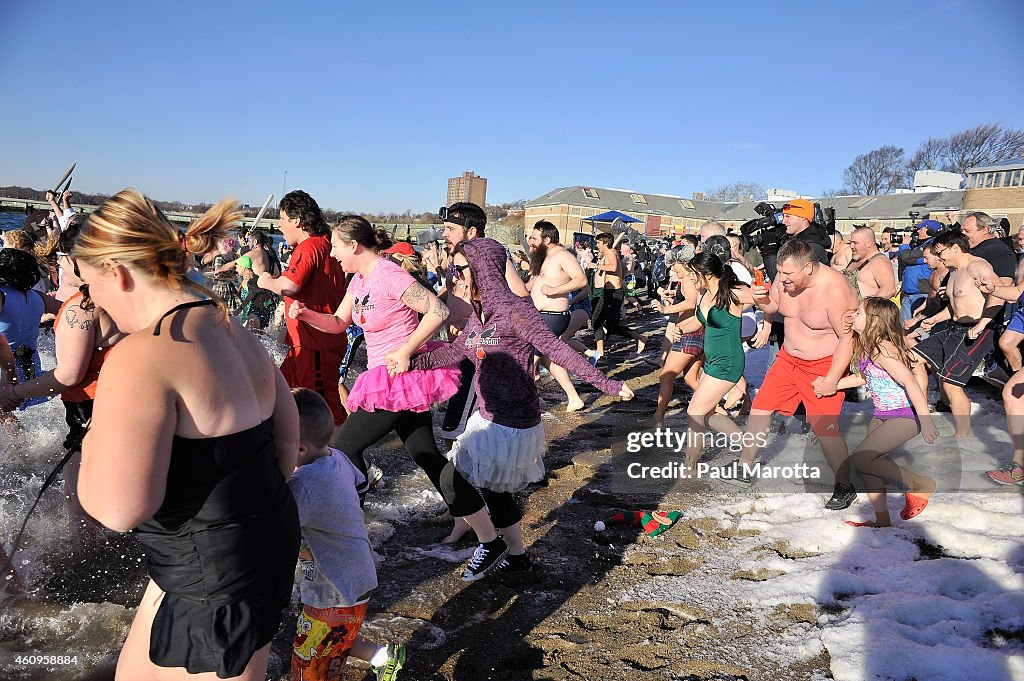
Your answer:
[430,296,449,319]
[401,284,429,313]
[65,306,94,331]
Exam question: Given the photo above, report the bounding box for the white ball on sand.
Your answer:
[594,520,606,532]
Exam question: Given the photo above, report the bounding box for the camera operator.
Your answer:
[883,228,911,281]
[898,221,943,322]
[780,200,831,267]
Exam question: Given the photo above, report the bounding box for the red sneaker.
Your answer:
[986,462,1024,486]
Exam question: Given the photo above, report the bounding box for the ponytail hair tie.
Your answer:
[180,232,189,253]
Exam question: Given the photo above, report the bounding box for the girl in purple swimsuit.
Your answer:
[837,297,940,527]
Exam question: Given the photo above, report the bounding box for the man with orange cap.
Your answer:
[780,199,831,266]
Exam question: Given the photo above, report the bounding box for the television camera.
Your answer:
[889,211,946,249]
[739,201,835,279]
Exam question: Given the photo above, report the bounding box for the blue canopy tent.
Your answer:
[581,209,647,244]
[583,210,642,230]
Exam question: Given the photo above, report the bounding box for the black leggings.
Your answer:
[479,488,522,529]
[591,288,630,341]
[335,408,485,518]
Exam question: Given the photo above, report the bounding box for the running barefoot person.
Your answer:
[837,298,939,527]
[0,223,126,542]
[392,238,633,580]
[74,190,300,681]
[704,235,755,416]
[668,252,755,471]
[975,274,1024,485]
[591,233,648,363]
[737,239,861,510]
[289,216,495,540]
[910,230,1001,438]
[639,244,704,429]
[527,221,591,412]
[560,284,593,356]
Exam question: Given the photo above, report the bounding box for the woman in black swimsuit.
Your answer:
[74,189,300,680]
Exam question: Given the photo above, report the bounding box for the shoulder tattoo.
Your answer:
[64,306,94,331]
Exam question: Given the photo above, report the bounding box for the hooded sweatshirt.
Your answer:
[791,225,833,266]
[410,238,623,429]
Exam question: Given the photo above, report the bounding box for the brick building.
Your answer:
[525,164,1024,245]
[962,159,1024,230]
[447,171,487,209]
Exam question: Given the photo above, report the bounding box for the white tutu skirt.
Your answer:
[448,412,546,493]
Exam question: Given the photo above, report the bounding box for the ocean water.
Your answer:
[0,212,28,232]
[0,211,284,248]
[0,310,374,680]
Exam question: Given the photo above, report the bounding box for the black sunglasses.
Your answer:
[452,263,471,280]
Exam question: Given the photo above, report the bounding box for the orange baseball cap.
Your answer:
[782,199,814,223]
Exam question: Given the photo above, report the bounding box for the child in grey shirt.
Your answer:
[289,388,405,681]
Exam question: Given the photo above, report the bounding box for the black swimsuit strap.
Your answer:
[153,299,217,336]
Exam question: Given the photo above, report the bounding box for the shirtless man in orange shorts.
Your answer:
[736,239,861,510]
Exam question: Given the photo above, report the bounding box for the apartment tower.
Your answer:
[447,171,487,208]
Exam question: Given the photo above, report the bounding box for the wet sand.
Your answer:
[9,304,1004,680]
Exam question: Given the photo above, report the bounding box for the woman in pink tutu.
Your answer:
[289,216,494,534]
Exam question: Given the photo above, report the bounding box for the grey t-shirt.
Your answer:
[289,449,378,608]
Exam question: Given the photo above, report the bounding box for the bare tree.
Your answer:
[704,181,765,202]
[820,187,854,198]
[842,145,909,195]
[946,123,1024,175]
[904,137,950,184]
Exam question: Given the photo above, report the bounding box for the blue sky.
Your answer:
[1,1,1022,213]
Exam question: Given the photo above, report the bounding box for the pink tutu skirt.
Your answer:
[347,364,461,413]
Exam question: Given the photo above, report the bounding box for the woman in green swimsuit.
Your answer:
[672,251,755,471]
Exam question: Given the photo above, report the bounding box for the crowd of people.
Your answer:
[0,187,1021,679]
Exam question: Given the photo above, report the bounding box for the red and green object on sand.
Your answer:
[593,510,682,538]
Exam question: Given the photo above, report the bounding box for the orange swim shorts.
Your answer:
[751,347,845,437]
[291,601,369,681]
